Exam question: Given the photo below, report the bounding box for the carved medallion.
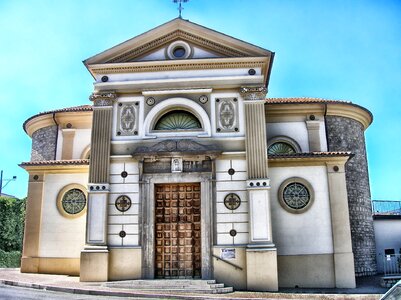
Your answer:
[224,193,241,210]
[117,102,139,136]
[216,98,239,132]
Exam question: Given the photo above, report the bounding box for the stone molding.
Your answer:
[89,90,117,106]
[90,59,267,75]
[240,86,267,101]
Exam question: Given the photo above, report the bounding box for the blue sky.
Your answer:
[0,0,400,200]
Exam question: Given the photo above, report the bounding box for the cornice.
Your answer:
[88,57,269,76]
[20,163,89,174]
[269,154,350,167]
[265,99,372,130]
[107,30,248,63]
[326,103,372,129]
[24,110,93,137]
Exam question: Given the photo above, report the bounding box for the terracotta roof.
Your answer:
[23,105,93,132]
[268,151,352,159]
[266,97,351,104]
[19,159,90,167]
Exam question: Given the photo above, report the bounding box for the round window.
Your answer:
[57,184,87,218]
[62,189,86,214]
[278,178,314,213]
[166,41,192,60]
[173,46,186,58]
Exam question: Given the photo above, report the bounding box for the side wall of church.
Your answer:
[31,125,57,161]
[39,173,87,258]
[270,165,335,287]
[326,115,377,276]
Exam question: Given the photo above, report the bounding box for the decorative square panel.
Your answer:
[116,102,139,136]
[215,97,239,133]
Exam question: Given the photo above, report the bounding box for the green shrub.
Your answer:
[0,196,25,252]
[0,249,21,268]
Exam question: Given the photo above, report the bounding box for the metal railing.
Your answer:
[384,254,401,276]
[372,200,401,216]
[212,254,243,271]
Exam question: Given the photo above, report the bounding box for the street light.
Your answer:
[0,170,17,196]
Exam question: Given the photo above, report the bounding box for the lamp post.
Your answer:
[0,170,17,196]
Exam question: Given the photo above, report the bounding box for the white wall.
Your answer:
[73,129,91,159]
[215,158,248,245]
[267,122,309,152]
[269,166,334,255]
[108,159,140,247]
[374,218,401,273]
[39,173,88,258]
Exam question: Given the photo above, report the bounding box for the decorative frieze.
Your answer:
[215,98,239,132]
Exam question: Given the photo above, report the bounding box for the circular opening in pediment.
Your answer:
[166,40,192,60]
[173,46,186,58]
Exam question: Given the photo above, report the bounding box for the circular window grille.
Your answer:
[278,178,314,213]
[224,193,241,210]
[115,195,132,212]
[268,142,296,155]
[283,183,310,209]
[61,189,86,215]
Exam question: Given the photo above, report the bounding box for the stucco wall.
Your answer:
[267,122,309,152]
[108,159,140,247]
[39,173,88,258]
[31,125,57,161]
[270,166,334,255]
[374,218,401,273]
[215,158,248,245]
[326,115,376,276]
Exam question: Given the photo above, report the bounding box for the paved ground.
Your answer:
[0,268,388,300]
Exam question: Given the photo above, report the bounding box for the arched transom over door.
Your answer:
[154,183,201,278]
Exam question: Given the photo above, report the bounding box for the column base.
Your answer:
[246,246,278,291]
[334,252,356,288]
[80,246,109,282]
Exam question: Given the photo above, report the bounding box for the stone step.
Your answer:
[104,279,233,294]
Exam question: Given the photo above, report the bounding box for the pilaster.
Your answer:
[306,119,321,152]
[326,161,356,288]
[240,86,278,291]
[61,129,76,160]
[21,172,44,273]
[80,90,116,282]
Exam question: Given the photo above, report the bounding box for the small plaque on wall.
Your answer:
[220,248,236,260]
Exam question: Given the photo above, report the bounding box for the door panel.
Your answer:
[155,183,201,278]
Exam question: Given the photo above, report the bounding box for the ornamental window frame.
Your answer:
[267,136,301,154]
[143,98,212,138]
[56,183,88,219]
[278,177,314,214]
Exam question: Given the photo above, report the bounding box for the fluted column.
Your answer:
[240,86,278,291]
[81,90,116,282]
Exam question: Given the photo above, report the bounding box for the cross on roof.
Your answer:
[173,0,189,19]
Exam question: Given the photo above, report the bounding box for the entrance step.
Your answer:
[104,279,234,294]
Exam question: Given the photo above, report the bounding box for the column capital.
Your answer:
[89,90,117,106]
[240,86,267,101]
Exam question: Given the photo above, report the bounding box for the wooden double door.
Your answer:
[155,183,201,278]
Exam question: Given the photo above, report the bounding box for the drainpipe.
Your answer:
[324,103,330,151]
[52,112,59,160]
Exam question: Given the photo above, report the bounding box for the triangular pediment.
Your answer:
[84,18,273,65]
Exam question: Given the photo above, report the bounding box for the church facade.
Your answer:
[20,19,376,291]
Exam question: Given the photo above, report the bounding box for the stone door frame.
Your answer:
[141,172,213,279]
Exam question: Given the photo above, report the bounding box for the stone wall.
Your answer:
[31,125,57,161]
[326,116,376,276]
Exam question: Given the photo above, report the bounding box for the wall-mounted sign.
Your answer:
[220,248,235,260]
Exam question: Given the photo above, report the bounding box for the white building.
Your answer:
[20,18,375,291]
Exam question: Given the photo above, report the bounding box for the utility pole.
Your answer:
[0,170,17,196]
